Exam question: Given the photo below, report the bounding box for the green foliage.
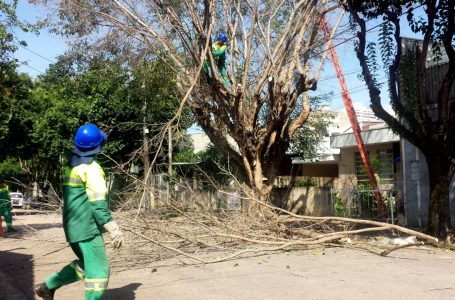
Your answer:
[173,147,199,164]
[333,193,345,217]
[289,93,332,160]
[0,72,34,155]
[0,0,36,165]
[354,183,378,218]
[28,56,182,169]
[370,154,384,174]
[197,145,231,184]
[289,120,327,160]
[358,41,383,89]
[0,157,22,178]
[0,0,24,65]
[356,153,384,187]
[397,52,421,122]
[0,51,185,189]
[173,144,231,184]
[0,0,189,189]
[297,177,317,187]
[379,22,395,68]
[0,0,37,82]
[350,0,452,73]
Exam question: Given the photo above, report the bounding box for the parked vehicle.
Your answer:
[10,192,24,208]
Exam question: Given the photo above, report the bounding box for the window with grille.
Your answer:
[355,149,394,184]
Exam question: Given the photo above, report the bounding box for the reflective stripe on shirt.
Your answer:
[212,42,226,52]
[64,162,107,201]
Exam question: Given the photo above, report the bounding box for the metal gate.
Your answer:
[330,188,398,222]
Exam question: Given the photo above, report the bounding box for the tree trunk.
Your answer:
[427,157,454,241]
[241,155,278,218]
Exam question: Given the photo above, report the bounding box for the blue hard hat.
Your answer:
[218,33,228,42]
[72,124,107,157]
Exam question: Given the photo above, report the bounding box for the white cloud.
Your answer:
[352,101,370,111]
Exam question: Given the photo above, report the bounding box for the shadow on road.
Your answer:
[17,223,62,230]
[0,250,34,300]
[1,223,62,239]
[104,283,142,300]
[11,210,54,216]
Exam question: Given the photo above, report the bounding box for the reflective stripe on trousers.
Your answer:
[85,278,109,292]
[70,260,85,279]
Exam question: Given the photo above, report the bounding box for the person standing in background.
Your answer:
[0,178,16,233]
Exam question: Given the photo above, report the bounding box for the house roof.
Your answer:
[401,37,454,68]
[292,153,340,164]
[330,127,399,149]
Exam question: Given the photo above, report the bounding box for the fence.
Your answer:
[142,175,399,222]
[136,174,243,211]
[145,175,334,215]
[330,188,399,222]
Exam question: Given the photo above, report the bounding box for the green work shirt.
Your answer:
[63,161,113,243]
[212,42,227,63]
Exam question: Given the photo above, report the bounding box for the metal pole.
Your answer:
[168,126,173,175]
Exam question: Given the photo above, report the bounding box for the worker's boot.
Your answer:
[6,226,17,233]
[34,283,55,300]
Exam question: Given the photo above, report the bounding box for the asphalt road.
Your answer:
[1,210,455,300]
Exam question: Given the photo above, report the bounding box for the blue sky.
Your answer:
[13,1,67,76]
[13,2,423,114]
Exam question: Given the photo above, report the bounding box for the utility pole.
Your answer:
[168,126,172,175]
[141,80,151,209]
[143,121,150,176]
[142,81,150,178]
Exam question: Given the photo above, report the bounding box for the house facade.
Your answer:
[330,124,400,191]
[187,105,455,226]
[397,38,455,227]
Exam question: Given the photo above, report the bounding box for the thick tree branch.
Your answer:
[348,4,419,147]
[438,1,455,125]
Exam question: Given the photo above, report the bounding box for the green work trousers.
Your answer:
[203,60,229,85]
[45,235,109,300]
[0,202,12,228]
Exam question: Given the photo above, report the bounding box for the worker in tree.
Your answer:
[35,124,124,300]
[0,178,16,233]
[203,33,230,85]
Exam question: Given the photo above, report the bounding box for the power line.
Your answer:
[10,4,423,85]
[310,3,425,60]
[20,63,46,75]
[318,69,361,82]
[313,4,425,110]
[330,79,388,101]
[13,41,56,64]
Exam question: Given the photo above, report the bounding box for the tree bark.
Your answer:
[347,1,455,238]
[427,156,454,240]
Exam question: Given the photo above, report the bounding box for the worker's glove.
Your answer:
[103,221,124,249]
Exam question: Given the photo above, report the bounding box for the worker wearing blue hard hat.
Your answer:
[203,33,230,85]
[35,123,124,300]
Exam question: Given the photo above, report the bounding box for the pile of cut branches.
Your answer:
[111,184,438,271]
